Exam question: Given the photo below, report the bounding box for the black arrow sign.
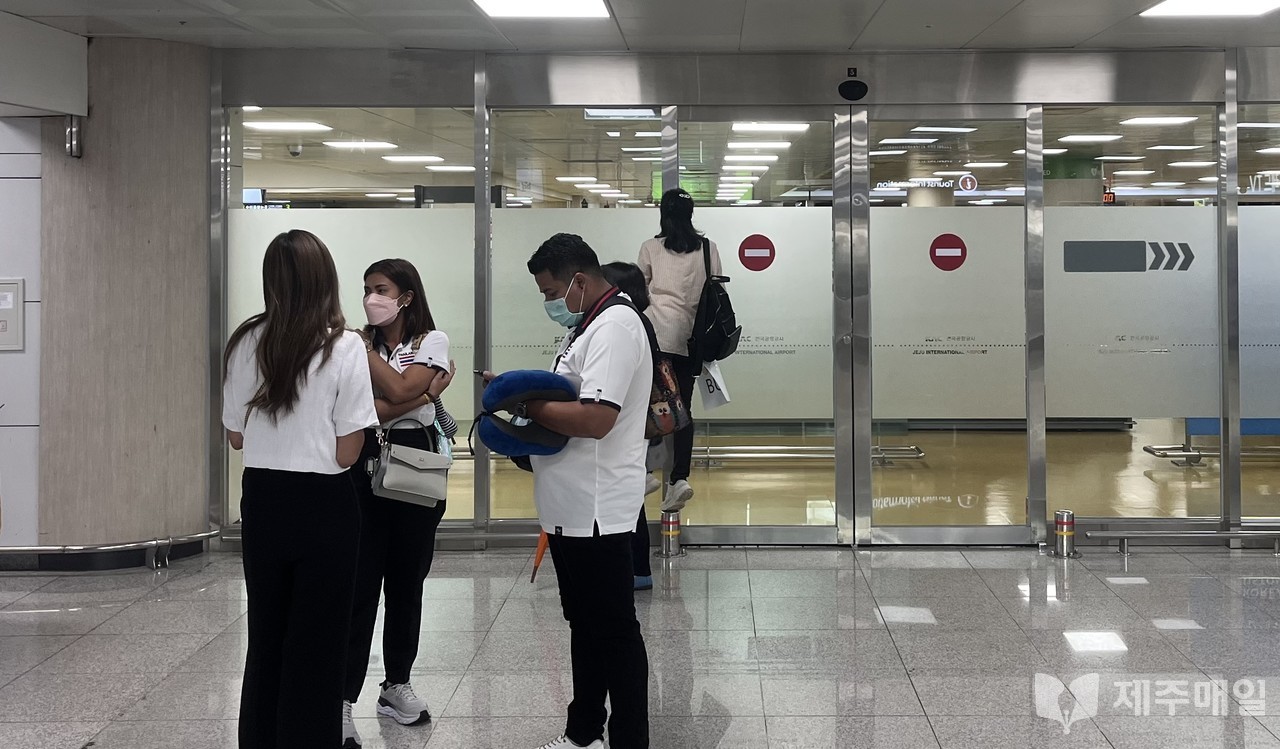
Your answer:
[1066,240,1196,273]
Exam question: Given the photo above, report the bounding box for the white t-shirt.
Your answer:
[375,330,449,429]
[222,328,378,475]
[638,236,723,357]
[530,303,653,537]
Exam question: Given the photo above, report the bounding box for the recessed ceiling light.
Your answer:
[1257,147,1280,154]
[724,154,779,162]
[606,131,621,137]
[1199,176,1220,181]
[911,126,977,133]
[383,155,443,163]
[365,193,397,198]
[1141,0,1280,16]
[1112,185,1145,191]
[726,165,771,172]
[1096,156,1145,161]
[601,192,629,197]
[244,121,331,132]
[397,197,415,203]
[621,147,662,153]
[965,162,1009,168]
[1169,160,1216,167]
[727,141,792,149]
[880,138,938,145]
[733,122,810,133]
[1152,181,1187,186]
[933,171,973,176]
[1013,148,1068,155]
[426,165,475,172]
[325,141,397,149]
[634,131,662,137]
[720,176,760,182]
[1177,198,1210,203]
[870,150,907,156]
[618,199,643,204]
[477,0,609,18]
[1148,145,1204,150]
[734,199,763,205]
[556,176,597,183]
[1121,116,1199,125]
[242,105,262,112]
[584,108,657,120]
[1113,170,1156,175]
[586,184,613,191]
[631,157,662,162]
[1059,134,1123,142]
[870,198,885,203]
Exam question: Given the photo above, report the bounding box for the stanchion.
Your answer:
[1048,509,1082,559]
[655,511,686,558]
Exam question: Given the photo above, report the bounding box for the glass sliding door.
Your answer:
[860,108,1038,545]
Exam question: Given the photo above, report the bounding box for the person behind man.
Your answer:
[491,233,651,749]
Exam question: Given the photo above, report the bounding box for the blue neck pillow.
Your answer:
[474,370,578,457]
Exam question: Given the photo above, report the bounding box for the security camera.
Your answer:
[287,144,302,158]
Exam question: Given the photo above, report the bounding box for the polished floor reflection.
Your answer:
[5,547,1280,747]
[446,418,1280,527]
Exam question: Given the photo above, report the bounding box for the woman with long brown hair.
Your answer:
[342,258,454,748]
[223,229,378,749]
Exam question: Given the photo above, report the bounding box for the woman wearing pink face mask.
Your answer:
[341,258,454,748]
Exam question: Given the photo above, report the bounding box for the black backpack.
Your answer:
[688,238,741,363]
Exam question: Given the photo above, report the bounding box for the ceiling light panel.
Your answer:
[724,155,780,162]
[727,142,792,149]
[1096,156,1145,161]
[732,122,810,132]
[1113,170,1156,175]
[1141,0,1280,16]
[478,0,610,18]
[1120,116,1199,125]
[245,121,331,132]
[1060,134,1123,142]
[911,126,977,133]
[880,138,938,145]
[383,155,442,162]
[1169,161,1217,167]
[584,108,657,120]
[1148,145,1204,150]
[426,165,475,172]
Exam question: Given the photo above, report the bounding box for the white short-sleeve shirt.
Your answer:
[376,330,449,429]
[530,303,653,537]
[222,328,378,475]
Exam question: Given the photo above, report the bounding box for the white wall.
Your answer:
[0,118,40,545]
[0,13,86,116]
[1240,207,1280,419]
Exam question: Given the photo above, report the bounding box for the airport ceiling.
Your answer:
[4,0,1280,51]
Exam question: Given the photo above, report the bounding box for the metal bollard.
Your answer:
[655,511,686,558]
[1048,509,1082,559]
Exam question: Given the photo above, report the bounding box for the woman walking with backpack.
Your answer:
[638,188,723,514]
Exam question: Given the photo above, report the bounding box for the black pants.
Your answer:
[239,468,360,749]
[548,530,649,749]
[344,430,447,702]
[632,508,651,577]
[666,353,699,483]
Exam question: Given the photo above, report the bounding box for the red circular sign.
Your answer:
[739,234,775,272]
[929,233,967,272]
[958,174,979,192]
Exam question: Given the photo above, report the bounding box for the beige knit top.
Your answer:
[637,236,723,357]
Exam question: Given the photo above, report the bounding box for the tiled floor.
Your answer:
[6,546,1280,748]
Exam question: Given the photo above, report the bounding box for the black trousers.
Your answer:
[239,468,360,749]
[548,530,649,749]
[632,508,651,577]
[666,353,699,483]
[344,430,447,702]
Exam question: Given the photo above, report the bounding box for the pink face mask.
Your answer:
[363,294,404,327]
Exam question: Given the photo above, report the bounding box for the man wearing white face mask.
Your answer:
[517,234,652,749]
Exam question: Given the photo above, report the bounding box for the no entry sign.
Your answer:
[929,233,967,272]
[739,234,775,272]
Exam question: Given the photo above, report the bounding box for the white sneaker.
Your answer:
[342,700,361,748]
[534,737,605,749]
[661,479,694,513]
[645,473,661,496]
[377,681,431,726]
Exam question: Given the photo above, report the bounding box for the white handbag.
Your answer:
[369,419,451,507]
